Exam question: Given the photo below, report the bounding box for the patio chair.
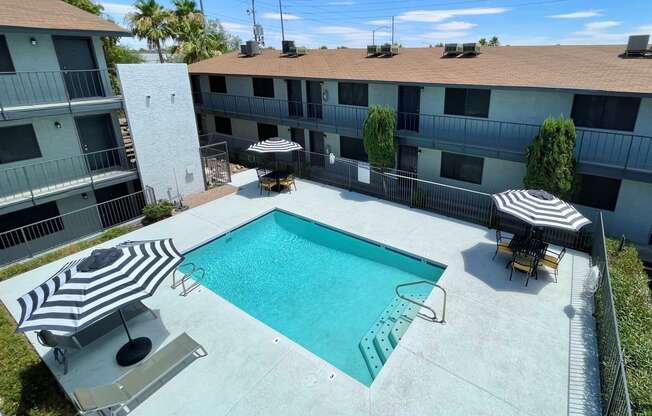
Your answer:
[279,174,297,192]
[260,177,275,195]
[509,254,538,286]
[539,247,566,282]
[492,230,513,260]
[71,332,207,416]
[36,301,155,375]
[255,168,270,188]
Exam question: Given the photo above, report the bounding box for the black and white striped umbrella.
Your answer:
[247,137,303,153]
[16,239,183,333]
[492,189,591,231]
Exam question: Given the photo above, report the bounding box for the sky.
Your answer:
[97,0,652,50]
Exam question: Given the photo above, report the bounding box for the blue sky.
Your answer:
[97,0,652,49]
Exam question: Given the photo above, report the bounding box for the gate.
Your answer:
[199,142,231,189]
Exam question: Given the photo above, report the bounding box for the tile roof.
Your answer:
[0,0,130,35]
[189,45,652,95]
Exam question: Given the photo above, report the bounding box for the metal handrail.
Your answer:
[395,280,447,324]
[172,263,207,296]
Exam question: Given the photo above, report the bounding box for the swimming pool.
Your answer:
[183,209,445,385]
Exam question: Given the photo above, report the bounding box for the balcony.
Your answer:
[0,147,138,211]
[196,92,652,179]
[0,69,122,120]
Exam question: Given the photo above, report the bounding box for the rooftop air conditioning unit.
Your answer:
[367,45,381,56]
[380,43,400,56]
[282,40,295,54]
[288,46,308,56]
[443,43,462,56]
[462,42,481,56]
[240,44,247,55]
[244,40,261,57]
[625,35,650,56]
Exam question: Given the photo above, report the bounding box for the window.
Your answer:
[0,35,15,73]
[340,136,367,162]
[0,202,63,250]
[253,77,274,98]
[257,123,278,140]
[214,116,232,135]
[571,95,640,131]
[338,82,368,107]
[190,75,202,104]
[572,174,621,211]
[0,124,41,164]
[196,113,204,134]
[440,152,483,184]
[209,75,227,93]
[444,88,490,118]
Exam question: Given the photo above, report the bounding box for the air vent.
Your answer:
[625,35,651,57]
[282,40,295,54]
[461,42,481,56]
[443,43,462,57]
[240,40,261,57]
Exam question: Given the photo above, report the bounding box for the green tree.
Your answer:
[127,0,172,63]
[478,37,487,46]
[523,116,577,199]
[63,0,102,14]
[363,105,397,168]
[489,36,500,47]
[170,18,229,64]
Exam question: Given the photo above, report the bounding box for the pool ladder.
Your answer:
[395,280,447,324]
[171,262,207,296]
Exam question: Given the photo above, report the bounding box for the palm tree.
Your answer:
[171,18,227,64]
[126,0,171,63]
[478,38,487,46]
[489,36,500,47]
[172,0,200,17]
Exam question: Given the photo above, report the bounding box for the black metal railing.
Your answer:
[0,191,152,267]
[210,133,593,251]
[195,92,652,174]
[592,213,633,416]
[0,147,137,207]
[0,69,118,120]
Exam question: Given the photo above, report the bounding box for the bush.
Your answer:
[363,105,397,168]
[605,239,652,415]
[524,116,576,199]
[142,201,174,224]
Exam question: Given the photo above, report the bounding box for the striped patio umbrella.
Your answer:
[247,137,303,153]
[492,189,591,232]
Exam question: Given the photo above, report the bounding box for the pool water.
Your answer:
[183,210,445,385]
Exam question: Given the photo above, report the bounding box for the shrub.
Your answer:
[142,201,174,224]
[605,240,652,415]
[523,116,576,199]
[363,105,397,168]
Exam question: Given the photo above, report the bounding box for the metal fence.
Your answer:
[216,134,593,252]
[0,191,151,267]
[196,92,652,174]
[198,141,231,189]
[591,213,633,416]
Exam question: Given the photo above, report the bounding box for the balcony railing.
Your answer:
[196,92,652,175]
[0,146,137,207]
[0,69,118,119]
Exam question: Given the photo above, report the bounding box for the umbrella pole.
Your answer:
[118,309,134,344]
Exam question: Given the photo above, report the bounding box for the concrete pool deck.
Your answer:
[0,170,601,416]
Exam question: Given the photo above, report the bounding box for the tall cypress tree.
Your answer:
[362,105,397,168]
[524,116,577,199]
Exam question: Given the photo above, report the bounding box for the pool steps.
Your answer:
[358,292,429,380]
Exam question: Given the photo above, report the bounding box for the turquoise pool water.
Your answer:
[183,210,445,385]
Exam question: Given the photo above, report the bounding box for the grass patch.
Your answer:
[0,224,139,415]
[605,239,652,415]
[0,224,139,282]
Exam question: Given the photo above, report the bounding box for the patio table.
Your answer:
[509,235,548,259]
[264,170,290,193]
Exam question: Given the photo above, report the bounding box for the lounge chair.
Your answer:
[539,247,566,282]
[37,301,155,374]
[492,230,513,260]
[72,332,207,416]
[509,254,538,286]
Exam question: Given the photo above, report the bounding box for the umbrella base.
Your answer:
[116,337,152,366]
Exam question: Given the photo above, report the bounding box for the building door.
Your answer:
[306,81,323,119]
[397,86,420,132]
[290,128,305,163]
[53,36,104,99]
[309,131,325,167]
[190,75,202,104]
[76,114,118,171]
[398,144,418,173]
[286,80,303,117]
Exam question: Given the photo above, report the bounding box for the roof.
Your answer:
[189,45,652,95]
[0,0,130,35]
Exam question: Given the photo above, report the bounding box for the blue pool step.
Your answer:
[358,292,429,380]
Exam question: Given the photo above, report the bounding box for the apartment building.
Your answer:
[188,45,652,244]
[0,0,141,254]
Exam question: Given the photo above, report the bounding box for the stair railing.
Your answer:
[395,280,447,324]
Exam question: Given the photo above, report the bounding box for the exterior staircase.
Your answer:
[359,291,430,380]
